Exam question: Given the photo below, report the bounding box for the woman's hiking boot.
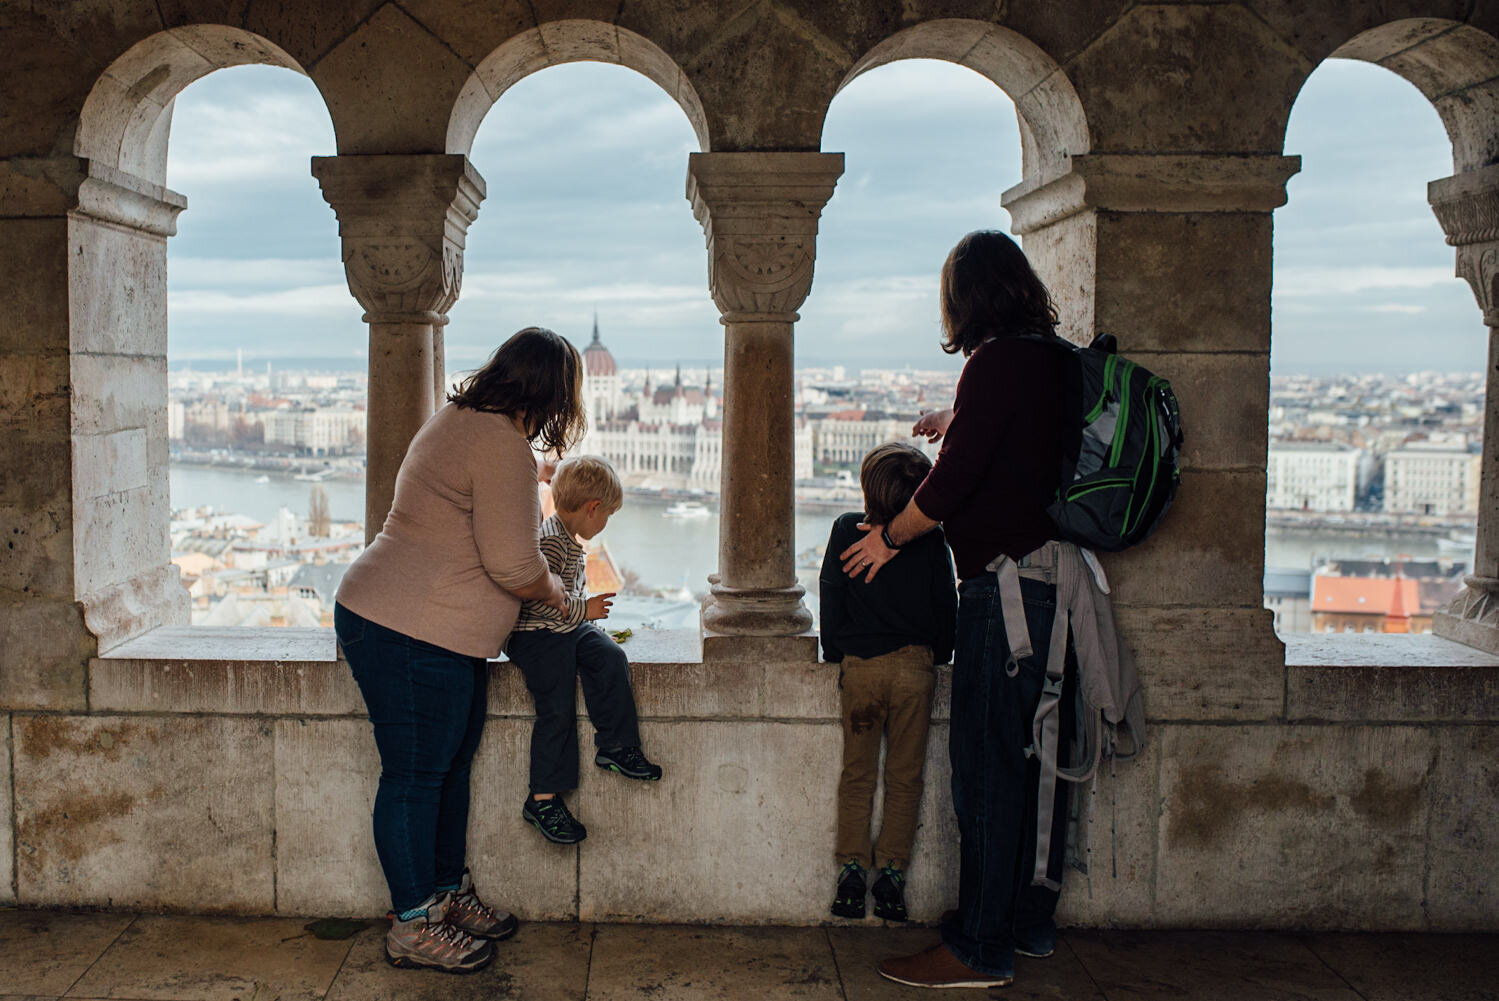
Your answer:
[871,863,909,922]
[384,894,495,974]
[831,860,867,919]
[523,794,587,844]
[444,869,518,940]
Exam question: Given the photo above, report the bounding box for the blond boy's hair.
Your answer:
[550,455,623,513]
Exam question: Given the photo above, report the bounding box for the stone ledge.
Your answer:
[1285,633,1499,723]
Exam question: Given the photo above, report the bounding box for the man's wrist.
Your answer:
[881,526,901,550]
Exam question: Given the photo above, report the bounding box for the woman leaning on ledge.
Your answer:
[333,327,580,975]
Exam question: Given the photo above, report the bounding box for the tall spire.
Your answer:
[674,363,682,388]
[591,310,600,345]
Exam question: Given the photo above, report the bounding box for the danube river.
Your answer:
[169,465,842,602]
[170,464,1476,611]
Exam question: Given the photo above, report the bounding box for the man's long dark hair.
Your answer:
[939,230,1059,356]
[448,326,585,454]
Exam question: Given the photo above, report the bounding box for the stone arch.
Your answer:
[1312,19,1499,174]
[829,19,1089,188]
[447,21,710,156]
[75,25,317,187]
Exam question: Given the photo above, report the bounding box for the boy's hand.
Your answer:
[586,592,616,620]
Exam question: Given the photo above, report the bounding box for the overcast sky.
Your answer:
[165,57,1482,375]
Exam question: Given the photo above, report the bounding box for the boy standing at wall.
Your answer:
[819,442,957,921]
[508,455,662,845]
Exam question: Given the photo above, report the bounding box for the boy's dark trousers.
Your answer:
[507,623,641,794]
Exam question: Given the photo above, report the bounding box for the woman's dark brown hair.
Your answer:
[939,230,1059,356]
[860,441,934,526]
[448,327,585,454]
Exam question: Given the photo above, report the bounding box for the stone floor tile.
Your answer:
[828,926,1106,1000]
[1301,933,1499,1001]
[63,915,355,1001]
[324,920,592,1001]
[0,910,134,997]
[587,924,841,1000]
[1064,930,1362,1000]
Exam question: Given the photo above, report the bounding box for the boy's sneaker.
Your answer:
[871,863,909,922]
[831,860,867,919]
[444,869,518,941]
[595,745,662,781]
[385,894,495,974]
[523,795,587,844]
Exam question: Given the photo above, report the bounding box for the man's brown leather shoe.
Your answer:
[878,942,1013,989]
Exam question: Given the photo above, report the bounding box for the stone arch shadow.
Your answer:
[446,21,711,156]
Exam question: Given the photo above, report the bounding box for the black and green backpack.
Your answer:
[1036,333,1183,552]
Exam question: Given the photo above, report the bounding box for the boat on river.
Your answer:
[663,501,710,519]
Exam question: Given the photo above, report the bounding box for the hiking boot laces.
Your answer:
[448,882,516,940]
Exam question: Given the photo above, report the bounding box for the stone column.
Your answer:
[686,152,843,653]
[1,156,189,707]
[312,155,485,543]
[1429,165,1499,653]
[1004,153,1301,720]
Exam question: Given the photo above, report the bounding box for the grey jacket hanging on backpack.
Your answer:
[988,540,1145,889]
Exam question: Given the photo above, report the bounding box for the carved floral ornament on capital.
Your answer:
[343,240,464,324]
[707,234,816,317]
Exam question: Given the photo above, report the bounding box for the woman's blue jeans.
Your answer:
[941,575,1076,978]
[335,603,489,914]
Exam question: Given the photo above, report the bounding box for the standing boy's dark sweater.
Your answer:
[819,513,957,665]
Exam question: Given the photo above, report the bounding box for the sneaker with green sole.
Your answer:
[831,859,867,919]
[595,745,662,780]
[523,795,587,844]
[871,863,909,922]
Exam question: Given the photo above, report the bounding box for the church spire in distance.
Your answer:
[591,309,601,345]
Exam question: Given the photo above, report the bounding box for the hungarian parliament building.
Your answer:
[575,320,935,491]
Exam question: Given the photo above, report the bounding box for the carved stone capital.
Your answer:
[686,152,843,320]
[1003,153,1302,234]
[1433,575,1499,654]
[312,154,486,324]
[1430,166,1499,323]
[72,160,187,236]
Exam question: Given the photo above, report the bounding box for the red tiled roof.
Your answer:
[1311,575,1421,616]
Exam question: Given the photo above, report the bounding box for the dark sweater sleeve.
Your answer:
[817,519,850,663]
[931,541,957,665]
[913,353,1005,522]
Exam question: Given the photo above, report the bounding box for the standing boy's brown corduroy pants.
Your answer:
[833,644,937,869]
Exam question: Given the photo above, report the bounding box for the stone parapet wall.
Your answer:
[4,630,1496,928]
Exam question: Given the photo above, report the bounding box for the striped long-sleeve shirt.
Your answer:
[512,514,589,635]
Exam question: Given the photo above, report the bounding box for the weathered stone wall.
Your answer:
[4,631,1497,927]
[3,0,1499,928]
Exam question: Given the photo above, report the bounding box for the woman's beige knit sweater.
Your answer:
[336,403,550,658]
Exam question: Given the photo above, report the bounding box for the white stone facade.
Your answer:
[1266,442,1364,512]
[1384,442,1482,516]
[262,408,364,455]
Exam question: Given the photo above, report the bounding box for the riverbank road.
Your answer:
[2,909,1493,999]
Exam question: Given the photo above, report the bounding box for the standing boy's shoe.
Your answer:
[385,894,495,974]
[831,859,867,919]
[595,745,662,781]
[878,943,1013,989]
[523,795,587,844]
[444,869,518,941]
[870,862,909,922]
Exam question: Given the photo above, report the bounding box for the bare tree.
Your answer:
[308,485,331,538]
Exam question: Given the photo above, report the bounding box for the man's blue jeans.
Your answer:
[335,603,489,914]
[941,575,1076,978]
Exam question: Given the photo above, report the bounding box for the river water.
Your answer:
[169,464,840,601]
[170,465,1476,610]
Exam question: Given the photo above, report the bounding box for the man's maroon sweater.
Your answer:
[912,336,1065,580]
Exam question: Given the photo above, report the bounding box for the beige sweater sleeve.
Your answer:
[472,430,551,590]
